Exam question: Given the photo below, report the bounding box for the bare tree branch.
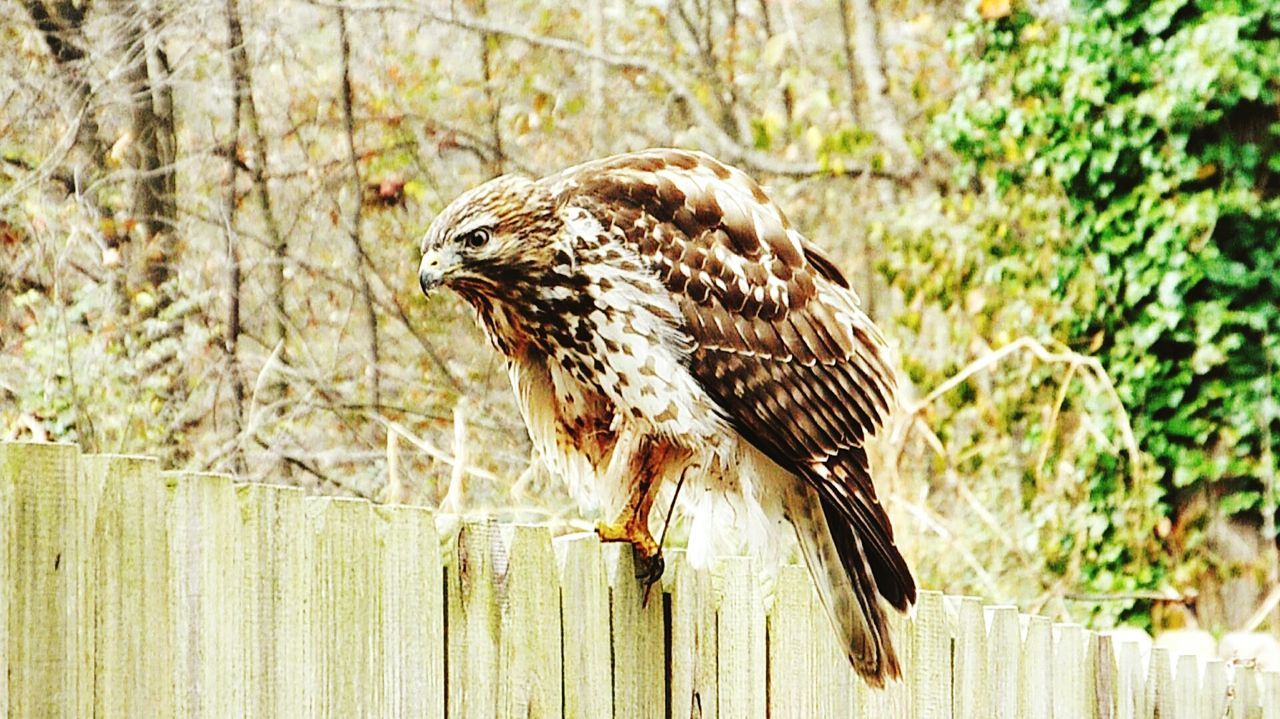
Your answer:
[221,0,248,474]
[302,0,913,183]
[336,3,383,410]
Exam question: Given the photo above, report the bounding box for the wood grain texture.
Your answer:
[1148,647,1175,719]
[498,524,563,718]
[4,441,1278,718]
[986,606,1020,719]
[1088,633,1115,719]
[84,455,172,718]
[1051,623,1088,719]
[376,503,445,718]
[3,442,89,718]
[766,564,821,718]
[668,550,717,719]
[910,590,949,719]
[166,470,243,718]
[1113,640,1145,719]
[717,555,766,718]
[238,483,306,718]
[0,450,8,718]
[604,542,665,719]
[449,520,502,719]
[1019,614,1052,719]
[1200,660,1227,719]
[952,596,988,719]
[304,497,379,718]
[555,533,613,719]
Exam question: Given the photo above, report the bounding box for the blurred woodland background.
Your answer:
[1,0,1277,636]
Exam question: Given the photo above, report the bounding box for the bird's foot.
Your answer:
[595,518,666,604]
[633,546,665,606]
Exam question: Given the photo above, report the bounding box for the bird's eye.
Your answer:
[461,228,490,248]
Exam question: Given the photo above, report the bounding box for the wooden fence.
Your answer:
[1,440,1277,718]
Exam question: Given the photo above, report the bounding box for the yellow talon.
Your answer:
[594,518,660,558]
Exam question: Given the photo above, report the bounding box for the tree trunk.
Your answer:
[838,0,916,175]
[475,0,505,175]
[222,0,248,474]
[337,5,383,412]
[119,0,178,307]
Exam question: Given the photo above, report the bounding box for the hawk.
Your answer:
[418,149,915,684]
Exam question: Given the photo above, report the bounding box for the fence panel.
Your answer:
[238,483,308,718]
[1051,623,1088,719]
[605,543,666,719]
[952,596,988,719]
[987,605,1020,719]
[1113,639,1147,719]
[767,563,820,719]
[0,446,8,718]
[4,442,89,718]
[911,590,950,719]
[669,549,717,718]
[168,471,244,718]
[718,555,767,718]
[376,503,444,718]
[3,440,1280,718]
[1089,633,1115,719]
[306,497,379,718]
[499,525,563,718]
[85,455,172,718]
[1200,659,1227,719]
[1021,615,1053,719]
[555,533,613,719]
[448,520,503,718]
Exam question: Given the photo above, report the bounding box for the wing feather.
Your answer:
[549,149,917,624]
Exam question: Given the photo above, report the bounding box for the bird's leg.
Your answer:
[594,470,665,588]
[595,438,688,599]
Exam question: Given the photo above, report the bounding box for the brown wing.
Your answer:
[549,148,915,611]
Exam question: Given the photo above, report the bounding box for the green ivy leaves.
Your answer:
[941,0,1280,623]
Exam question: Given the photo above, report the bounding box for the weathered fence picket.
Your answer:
[669,549,717,718]
[554,534,611,719]
[606,543,666,719]
[3,440,1279,718]
[5,442,89,719]
[376,503,444,719]
[86,455,172,718]
[238,482,308,718]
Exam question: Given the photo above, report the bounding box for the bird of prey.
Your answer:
[417,149,915,684]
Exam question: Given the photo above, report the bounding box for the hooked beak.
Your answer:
[418,247,458,295]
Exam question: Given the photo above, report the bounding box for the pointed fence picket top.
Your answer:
[2,439,1279,717]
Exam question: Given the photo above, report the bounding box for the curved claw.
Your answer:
[634,547,665,606]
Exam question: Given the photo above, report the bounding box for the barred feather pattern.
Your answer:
[419,148,916,685]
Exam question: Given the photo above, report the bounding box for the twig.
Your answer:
[442,399,470,512]
[222,0,247,474]
[374,414,500,484]
[1065,590,1194,604]
[1241,583,1280,633]
[1034,360,1079,487]
[906,337,1141,477]
[887,493,1001,597]
[382,427,412,504]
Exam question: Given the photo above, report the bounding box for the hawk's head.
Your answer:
[418,174,561,302]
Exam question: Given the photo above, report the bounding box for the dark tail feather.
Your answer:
[791,490,902,686]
